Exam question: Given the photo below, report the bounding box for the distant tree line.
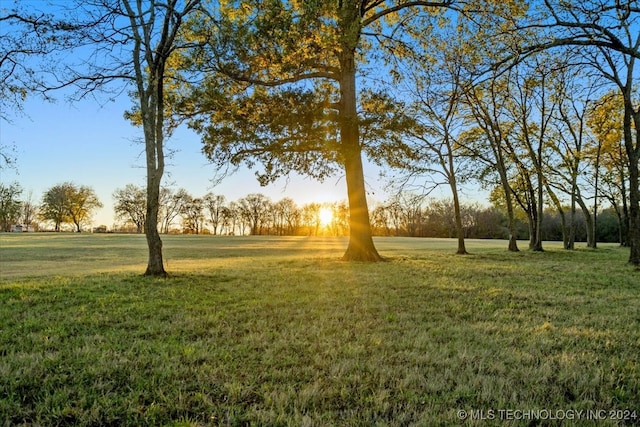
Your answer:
[371,195,621,243]
[109,184,623,243]
[0,179,624,244]
[0,181,101,232]
[112,185,350,237]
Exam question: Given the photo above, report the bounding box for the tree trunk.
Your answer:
[144,144,167,277]
[338,50,382,262]
[624,103,640,265]
[576,196,595,248]
[568,192,576,250]
[592,141,602,249]
[143,73,167,277]
[546,183,569,249]
[497,152,519,251]
[527,209,536,249]
[448,154,468,255]
[453,192,468,255]
[526,188,539,250]
[613,204,624,245]
[533,152,544,252]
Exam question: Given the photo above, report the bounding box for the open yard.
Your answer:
[0,234,638,426]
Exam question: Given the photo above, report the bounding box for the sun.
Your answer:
[318,207,334,227]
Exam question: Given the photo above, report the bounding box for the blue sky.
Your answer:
[0,0,477,229]
[1,90,391,227]
[0,0,365,228]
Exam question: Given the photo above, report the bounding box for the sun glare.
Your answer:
[319,207,334,226]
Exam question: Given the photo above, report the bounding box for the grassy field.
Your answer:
[0,234,639,426]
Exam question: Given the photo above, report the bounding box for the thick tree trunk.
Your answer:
[338,49,382,262]
[144,154,167,277]
[342,149,382,261]
[625,106,640,265]
[143,76,167,277]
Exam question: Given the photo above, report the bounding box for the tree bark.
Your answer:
[338,43,382,262]
[576,196,595,248]
[623,99,640,265]
[546,183,569,249]
[144,186,166,277]
[449,153,468,255]
[592,140,602,249]
[143,86,167,276]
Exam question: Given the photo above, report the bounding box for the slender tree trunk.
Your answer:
[448,150,467,255]
[546,183,569,249]
[338,49,382,262]
[576,197,595,248]
[527,209,535,249]
[143,73,167,277]
[613,204,624,245]
[533,149,544,252]
[497,151,519,251]
[622,194,630,247]
[592,141,602,249]
[526,189,538,250]
[569,190,576,249]
[452,188,468,255]
[506,203,520,251]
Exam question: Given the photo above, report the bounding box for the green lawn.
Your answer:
[0,234,639,426]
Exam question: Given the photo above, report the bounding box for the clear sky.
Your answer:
[1,90,394,228]
[0,0,479,230]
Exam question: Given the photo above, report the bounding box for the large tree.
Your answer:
[7,0,202,275]
[183,1,520,261]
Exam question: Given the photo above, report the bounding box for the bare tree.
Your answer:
[401,32,473,254]
[180,193,204,234]
[203,193,226,235]
[10,0,202,274]
[113,184,146,233]
[238,193,271,236]
[21,190,38,232]
[159,187,188,234]
[462,75,520,252]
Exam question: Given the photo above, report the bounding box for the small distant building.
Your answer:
[10,225,23,232]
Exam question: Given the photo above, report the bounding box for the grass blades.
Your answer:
[0,235,639,425]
